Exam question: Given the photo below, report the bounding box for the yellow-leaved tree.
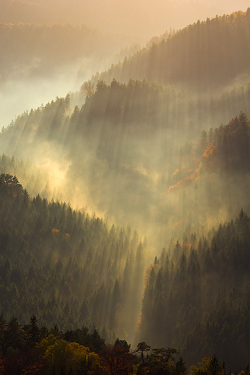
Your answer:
[36,334,102,374]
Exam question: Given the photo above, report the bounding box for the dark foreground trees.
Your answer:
[0,316,249,375]
[0,316,186,375]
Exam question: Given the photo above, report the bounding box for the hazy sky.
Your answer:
[1,0,249,37]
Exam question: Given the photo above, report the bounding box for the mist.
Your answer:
[0,22,144,129]
[1,85,249,253]
[1,67,78,128]
[1,3,250,371]
[1,0,249,38]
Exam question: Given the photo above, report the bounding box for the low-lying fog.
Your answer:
[0,58,111,129]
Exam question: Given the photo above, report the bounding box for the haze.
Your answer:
[0,0,248,129]
[1,2,250,369]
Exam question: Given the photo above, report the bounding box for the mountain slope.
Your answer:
[95,10,250,90]
[1,81,250,244]
[138,210,250,370]
[0,175,145,341]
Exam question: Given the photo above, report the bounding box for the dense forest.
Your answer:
[0,173,146,341]
[89,10,250,131]
[1,3,250,374]
[1,80,250,241]
[1,112,250,370]
[94,9,250,89]
[138,209,250,369]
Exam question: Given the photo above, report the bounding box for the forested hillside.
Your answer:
[95,9,250,89]
[1,5,250,373]
[0,173,145,341]
[1,75,250,243]
[137,210,250,370]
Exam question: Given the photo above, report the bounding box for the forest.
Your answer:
[1,2,250,374]
[0,314,237,375]
[95,10,250,87]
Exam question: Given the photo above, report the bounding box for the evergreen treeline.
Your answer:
[158,111,250,236]
[78,78,250,138]
[3,76,250,166]
[0,174,145,340]
[138,210,250,370]
[201,112,250,174]
[2,10,250,136]
[2,3,250,374]
[95,9,250,89]
[1,113,250,370]
[1,84,250,243]
[3,79,250,160]
[1,172,250,371]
